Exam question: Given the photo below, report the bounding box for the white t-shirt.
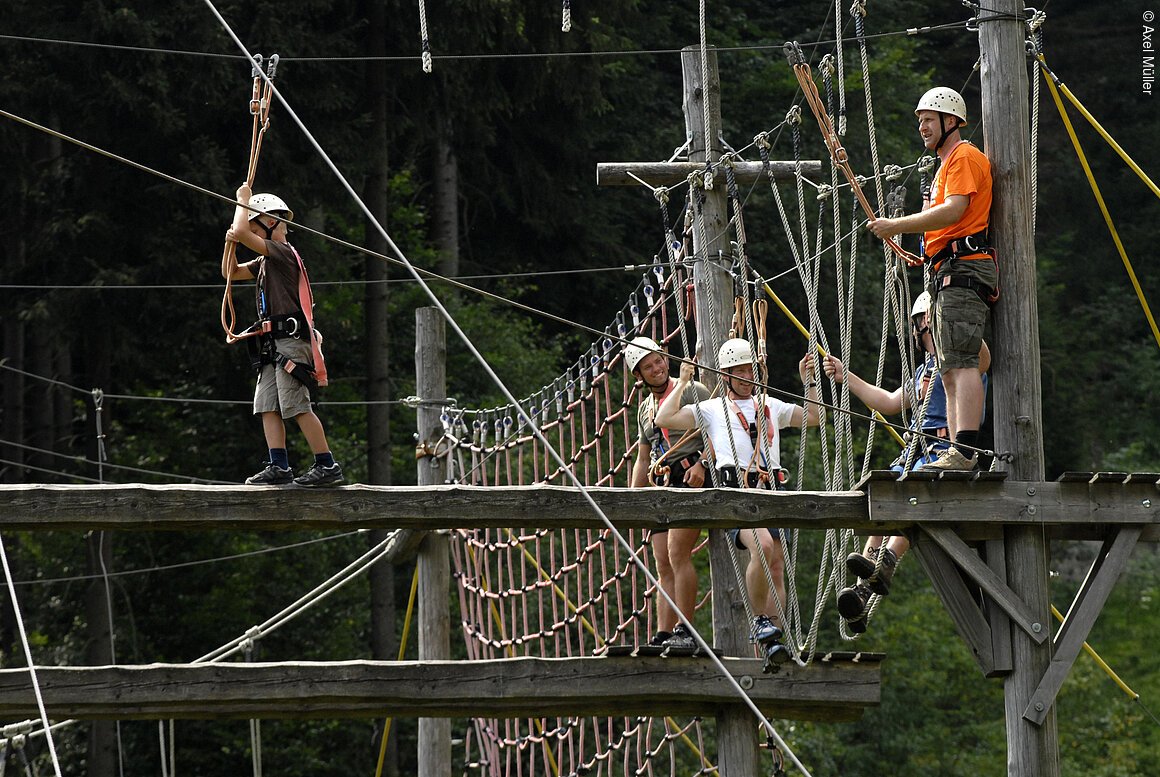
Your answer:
[692,395,797,470]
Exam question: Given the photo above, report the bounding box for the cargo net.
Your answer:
[441,255,724,776]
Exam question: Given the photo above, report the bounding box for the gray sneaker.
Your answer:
[293,462,344,488]
[245,463,295,485]
[920,446,978,472]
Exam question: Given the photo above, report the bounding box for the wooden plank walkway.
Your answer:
[1,480,1155,539]
[0,656,880,723]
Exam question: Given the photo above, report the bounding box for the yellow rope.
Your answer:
[761,281,907,448]
[375,563,421,777]
[1050,604,1138,700]
[1038,57,1160,351]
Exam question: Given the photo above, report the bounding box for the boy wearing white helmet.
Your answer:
[867,86,996,472]
[625,336,710,650]
[655,338,819,664]
[822,291,991,631]
[224,182,343,487]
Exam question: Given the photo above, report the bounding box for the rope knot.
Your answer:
[850,0,867,18]
[784,105,802,126]
[883,164,903,181]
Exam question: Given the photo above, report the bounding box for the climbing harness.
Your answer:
[784,41,926,268]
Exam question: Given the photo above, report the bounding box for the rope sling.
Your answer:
[220,53,278,344]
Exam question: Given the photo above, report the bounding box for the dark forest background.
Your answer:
[1,1,1158,774]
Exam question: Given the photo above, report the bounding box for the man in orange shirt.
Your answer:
[867,87,997,471]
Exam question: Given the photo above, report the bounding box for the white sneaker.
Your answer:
[920,446,978,472]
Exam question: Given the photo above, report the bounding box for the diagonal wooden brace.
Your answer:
[909,528,996,675]
[1022,525,1142,726]
[920,524,1048,645]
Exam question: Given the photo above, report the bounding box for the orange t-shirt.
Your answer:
[924,141,992,261]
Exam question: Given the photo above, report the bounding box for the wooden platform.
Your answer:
[0,656,880,723]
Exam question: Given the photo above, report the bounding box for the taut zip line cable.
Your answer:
[198,2,810,773]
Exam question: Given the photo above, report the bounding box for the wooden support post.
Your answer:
[978,3,1057,774]
[415,308,451,777]
[680,44,761,776]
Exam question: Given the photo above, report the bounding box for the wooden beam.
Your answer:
[0,483,868,531]
[866,479,1159,535]
[2,482,1157,538]
[909,531,996,675]
[920,525,1046,644]
[983,539,1014,676]
[1023,526,1142,725]
[0,657,880,723]
[596,160,822,187]
[415,307,452,777]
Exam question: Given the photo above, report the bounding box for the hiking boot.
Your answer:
[245,463,294,486]
[920,445,979,472]
[838,584,872,634]
[293,461,345,488]
[750,614,783,646]
[847,547,898,596]
[662,624,697,649]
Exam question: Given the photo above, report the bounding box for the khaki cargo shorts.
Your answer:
[253,336,314,418]
[930,259,996,372]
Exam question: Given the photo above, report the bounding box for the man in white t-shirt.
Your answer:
[655,338,819,665]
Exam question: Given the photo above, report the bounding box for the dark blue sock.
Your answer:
[269,448,289,469]
[315,451,335,468]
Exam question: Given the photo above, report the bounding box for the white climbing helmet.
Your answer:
[911,290,932,321]
[624,336,662,373]
[915,87,968,124]
[717,338,756,370]
[248,193,294,221]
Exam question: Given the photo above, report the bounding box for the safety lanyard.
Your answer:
[728,396,773,466]
[785,41,925,268]
[288,244,327,387]
[649,379,677,451]
[221,54,280,344]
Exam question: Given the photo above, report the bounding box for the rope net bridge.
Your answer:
[432,192,905,774]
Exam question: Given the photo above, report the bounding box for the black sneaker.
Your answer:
[293,462,344,488]
[647,631,673,647]
[662,625,697,649]
[245,463,295,485]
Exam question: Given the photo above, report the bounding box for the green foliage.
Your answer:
[3,0,1159,774]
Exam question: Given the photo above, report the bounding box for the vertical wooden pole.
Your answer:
[416,307,451,777]
[364,9,397,769]
[978,3,1058,775]
[681,45,759,777]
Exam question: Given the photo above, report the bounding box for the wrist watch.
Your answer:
[699,457,711,470]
